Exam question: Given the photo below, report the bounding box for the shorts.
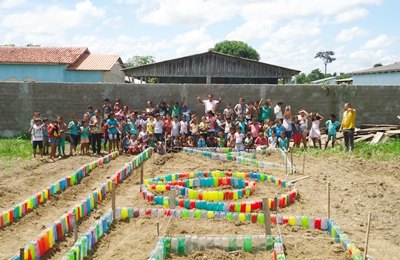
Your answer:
[70,134,80,147]
[33,141,43,149]
[327,134,336,142]
[48,137,58,144]
[109,133,118,140]
[81,138,89,144]
[285,131,292,139]
[293,133,301,144]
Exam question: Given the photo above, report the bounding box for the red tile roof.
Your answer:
[67,54,123,71]
[0,46,89,64]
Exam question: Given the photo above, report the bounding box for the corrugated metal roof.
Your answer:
[352,62,400,75]
[67,54,123,71]
[0,46,89,64]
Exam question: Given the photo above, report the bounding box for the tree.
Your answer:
[373,63,383,67]
[307,68,325,82]
[125,55,155,67]
[296,73,309,84]
[210,40,260,61]
[315,51,336,75]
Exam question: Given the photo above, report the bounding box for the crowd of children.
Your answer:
[29,95,342,161]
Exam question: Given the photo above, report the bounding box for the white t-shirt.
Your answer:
[171,121,181,137]
[202,99,218,113]
[153,120,164,134]
[224,122,232,134]
[32,124,44,141]
[180,120,188,134]
[282,118,292,131]
[234,132,244,143]
[274,105,283,119]
[268,136,277,147]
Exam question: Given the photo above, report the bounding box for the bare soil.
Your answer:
[1,150,399,259]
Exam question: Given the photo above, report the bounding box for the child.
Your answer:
[30,118,44,159]
[47,119,60,162]
[268,131,278,148]
[171,115,181,138]
[248,118,261,138]
[155,141,166,155]
[197,135,206,148]
[103,98,113,119]
[186,136,195,147]
[68,115,80,156]
[254,131,268,151]
[292,116,302,148]
[278,131,288,151]
[223,103,234,120]
[106,113,119,153]
[128,135,141,155]
[180,115,189,136]
[260,99,272,123]
[147,133,156,148]
[199,116,209,139]
[227,128,236,148]
[274,119,285,140]
[234,127,245,151]
[217,132,226,148]
[244,132,254,150]
[190,115,200,145]
[236,115,247,134]
[122,133,130,154]
[309,113,325,149]
[265,120,274,138]
[282,112,293,140]
[206,133,217,147]
[154,114,164,142]
[103,119,109,152]
[206,111,216,135]
[42,118,49,155]
[57,116,67,157]
[80,121,90,155]
[325,114,341,149]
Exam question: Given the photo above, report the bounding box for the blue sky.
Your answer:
[0,0,398,74]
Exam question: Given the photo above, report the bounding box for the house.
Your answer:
[122,51,300,84]
[0,46,125,83]
[352,62,400,85]
[311,76,353,85]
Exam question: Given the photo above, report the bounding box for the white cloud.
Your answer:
[334,8,369,23]
[173,28,219,57]
[274,19,321,40]
[226,20,275,42]
[0,1,105,43]
[362,34,394,49]
[0,0,26,9]
[336,26,368,42]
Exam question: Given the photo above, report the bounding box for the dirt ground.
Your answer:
[1,149,399,259]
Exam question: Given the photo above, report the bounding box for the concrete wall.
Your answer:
[0,82,399,137]
[353,72,400,85]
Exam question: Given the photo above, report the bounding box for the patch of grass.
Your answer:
[294,139,400,161]
[0,138,32,158]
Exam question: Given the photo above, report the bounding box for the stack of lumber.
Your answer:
[355,124,400,144]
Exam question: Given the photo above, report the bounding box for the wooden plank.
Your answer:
[370,132,384,145]
[356,127,395,134]
[360,124,399,129]
[387,129,400,135]
[354,134,374,143]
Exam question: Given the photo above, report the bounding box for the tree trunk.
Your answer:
[324,63,327,75]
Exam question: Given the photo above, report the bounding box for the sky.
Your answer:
[0,0,398,74]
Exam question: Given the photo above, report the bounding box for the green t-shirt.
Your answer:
[260,106,271,121]
[171,106,181,118]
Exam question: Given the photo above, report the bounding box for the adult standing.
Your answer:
[89,109,103,156]
[340,103,356,152]
[274,102,284,122]
[197,94,222,114]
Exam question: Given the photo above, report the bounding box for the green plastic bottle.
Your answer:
[243,236,253,252]
[228,237,237,251]
[266,236,274,250]
[177,237,185,255]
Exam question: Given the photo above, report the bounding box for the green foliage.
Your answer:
[336,72,352,79]
[125,55,156,67]
[210,40,260,61]
[294,139,400,161]
[0,138,32,158]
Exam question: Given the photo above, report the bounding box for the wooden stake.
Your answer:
[112,182,116,221]
[140,163,144,185]
[157,221,160,236]
[290,147,294,174]
[73,221,78,242]
[327,182,331,219]
[274,197,278,212]
[289,175,311,184]
[19,248,24,260]
[262,198,271,235]
[302,151,306,175]
[363,212,372,260]
[285,153,288,175]
[169,189,176,209]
